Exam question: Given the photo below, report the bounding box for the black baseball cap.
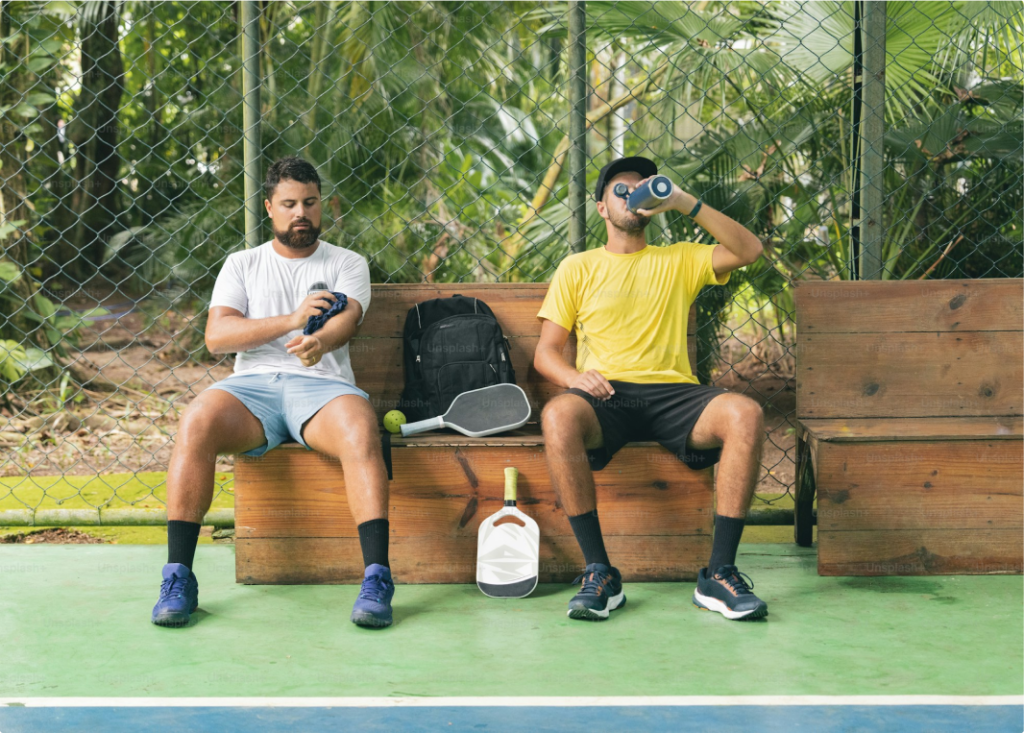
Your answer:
[594,156,658,201]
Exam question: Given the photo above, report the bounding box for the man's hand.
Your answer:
[633,176,699,218]
[290,291,337,330]
[568,369,616,400]
[285,334,327,367]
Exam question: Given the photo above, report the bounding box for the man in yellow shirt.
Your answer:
[535,156,768,622]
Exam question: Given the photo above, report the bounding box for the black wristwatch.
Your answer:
[688,199,703,218]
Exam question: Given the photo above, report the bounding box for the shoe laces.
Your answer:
[713,565,755,595]
[572,569,611,597]
[159,574,191,601]
[358,574,391,603]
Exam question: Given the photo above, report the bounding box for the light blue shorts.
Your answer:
[205,372,370,457]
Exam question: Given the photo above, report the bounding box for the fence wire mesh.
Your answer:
[1,1,1021,525]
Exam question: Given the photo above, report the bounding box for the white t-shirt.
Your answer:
[209,240,372,385]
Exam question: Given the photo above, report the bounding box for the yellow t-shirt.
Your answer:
[536,242,730,384]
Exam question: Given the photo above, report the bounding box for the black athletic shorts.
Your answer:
[563,380,730,472]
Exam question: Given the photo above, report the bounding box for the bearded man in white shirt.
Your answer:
[150,157,395,629]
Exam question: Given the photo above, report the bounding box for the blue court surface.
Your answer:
[0,698,1022,732]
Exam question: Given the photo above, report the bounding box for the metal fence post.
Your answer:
[568,1,587,254]
[851,0,886,279]
[241,0,262,250]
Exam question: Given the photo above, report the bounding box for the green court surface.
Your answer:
[0,544,1019,699]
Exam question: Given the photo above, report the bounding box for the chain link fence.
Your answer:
[1,1,1021,527]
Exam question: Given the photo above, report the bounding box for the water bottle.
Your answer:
[627,175,673,214]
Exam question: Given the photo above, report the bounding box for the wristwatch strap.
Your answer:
[688,199,703,218]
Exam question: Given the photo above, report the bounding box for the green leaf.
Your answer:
[0,260,21,283]
[26,93,55,107]
[32,293,57,319]
[14,346,54,373]
[12,102,38,119]
[35,39,64,57]
[27,56,53,74]
[0,220,26,242]
[0,340,28,383]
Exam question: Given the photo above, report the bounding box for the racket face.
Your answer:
[477,507,540,598]
[445,384,530,435]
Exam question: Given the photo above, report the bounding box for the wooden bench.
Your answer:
[793,279,1023,575]
[234,284,715,584]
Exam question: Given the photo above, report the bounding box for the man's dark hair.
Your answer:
[265,156,321,202]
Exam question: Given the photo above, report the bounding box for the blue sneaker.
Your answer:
[351,563,395,628]
[693,565,768,620]
[568,563,626,621]
[151,563,199,627]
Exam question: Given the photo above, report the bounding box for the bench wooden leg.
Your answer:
[794,432,815,547]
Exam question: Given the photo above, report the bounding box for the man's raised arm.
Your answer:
[636,183,763,278]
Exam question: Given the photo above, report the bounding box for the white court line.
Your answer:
[0,696,1021,707]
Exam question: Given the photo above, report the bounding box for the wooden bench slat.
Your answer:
[817,529,1023,576]
[236,445,713,540]
[355,284,549,339]
[237,534,710,584]
[815,440,1022,531]
[356,283,697,339]
[797,331,1023,418]
[796,279,1024,334]
[800,416,1023,442]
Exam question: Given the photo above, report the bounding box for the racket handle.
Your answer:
[400,416,444,436]
[504,466,518,504]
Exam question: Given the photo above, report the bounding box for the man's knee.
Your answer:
[715,394,765,442]
[541,396,599,449]
[310,400,382,463]
[177,402,218,446]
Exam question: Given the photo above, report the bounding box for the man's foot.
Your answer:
[351,563,395,628]
[693,565,768,620]
[151,563,199,627]
[567,563,626,621]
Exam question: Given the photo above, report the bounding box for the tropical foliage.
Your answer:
[0,0,1021,383]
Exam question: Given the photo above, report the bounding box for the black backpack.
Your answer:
[397,294,516,422]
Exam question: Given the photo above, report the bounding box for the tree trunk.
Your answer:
[70,0,125,270]
[303,0,334,133]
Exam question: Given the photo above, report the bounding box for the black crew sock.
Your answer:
[167,520,201,570]
[707,514,746,575]
[568,509,611,567]
[357,518,390,569]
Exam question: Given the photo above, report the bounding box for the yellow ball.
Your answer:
[383,410,407,434]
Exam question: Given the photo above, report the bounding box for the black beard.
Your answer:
[610,210,650,235]
[275,223,321,249]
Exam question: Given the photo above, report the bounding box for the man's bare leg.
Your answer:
[540,394,604,516]
[301,394,389,525]
[541,394,627,620]
[687,392,769,620]
[167,390,267,524]
[302,394,395,627]
[687,393,764,519]
[153,389,266,627]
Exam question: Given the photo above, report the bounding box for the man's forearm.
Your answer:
[678,192,762,263]
[535,346,580,388]
[207,314,297,354]
[310,313,358,352]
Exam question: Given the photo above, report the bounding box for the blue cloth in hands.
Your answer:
[303,291,348,335]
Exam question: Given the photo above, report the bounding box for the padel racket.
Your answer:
[399,383,531,438]
[476,467,540,598]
